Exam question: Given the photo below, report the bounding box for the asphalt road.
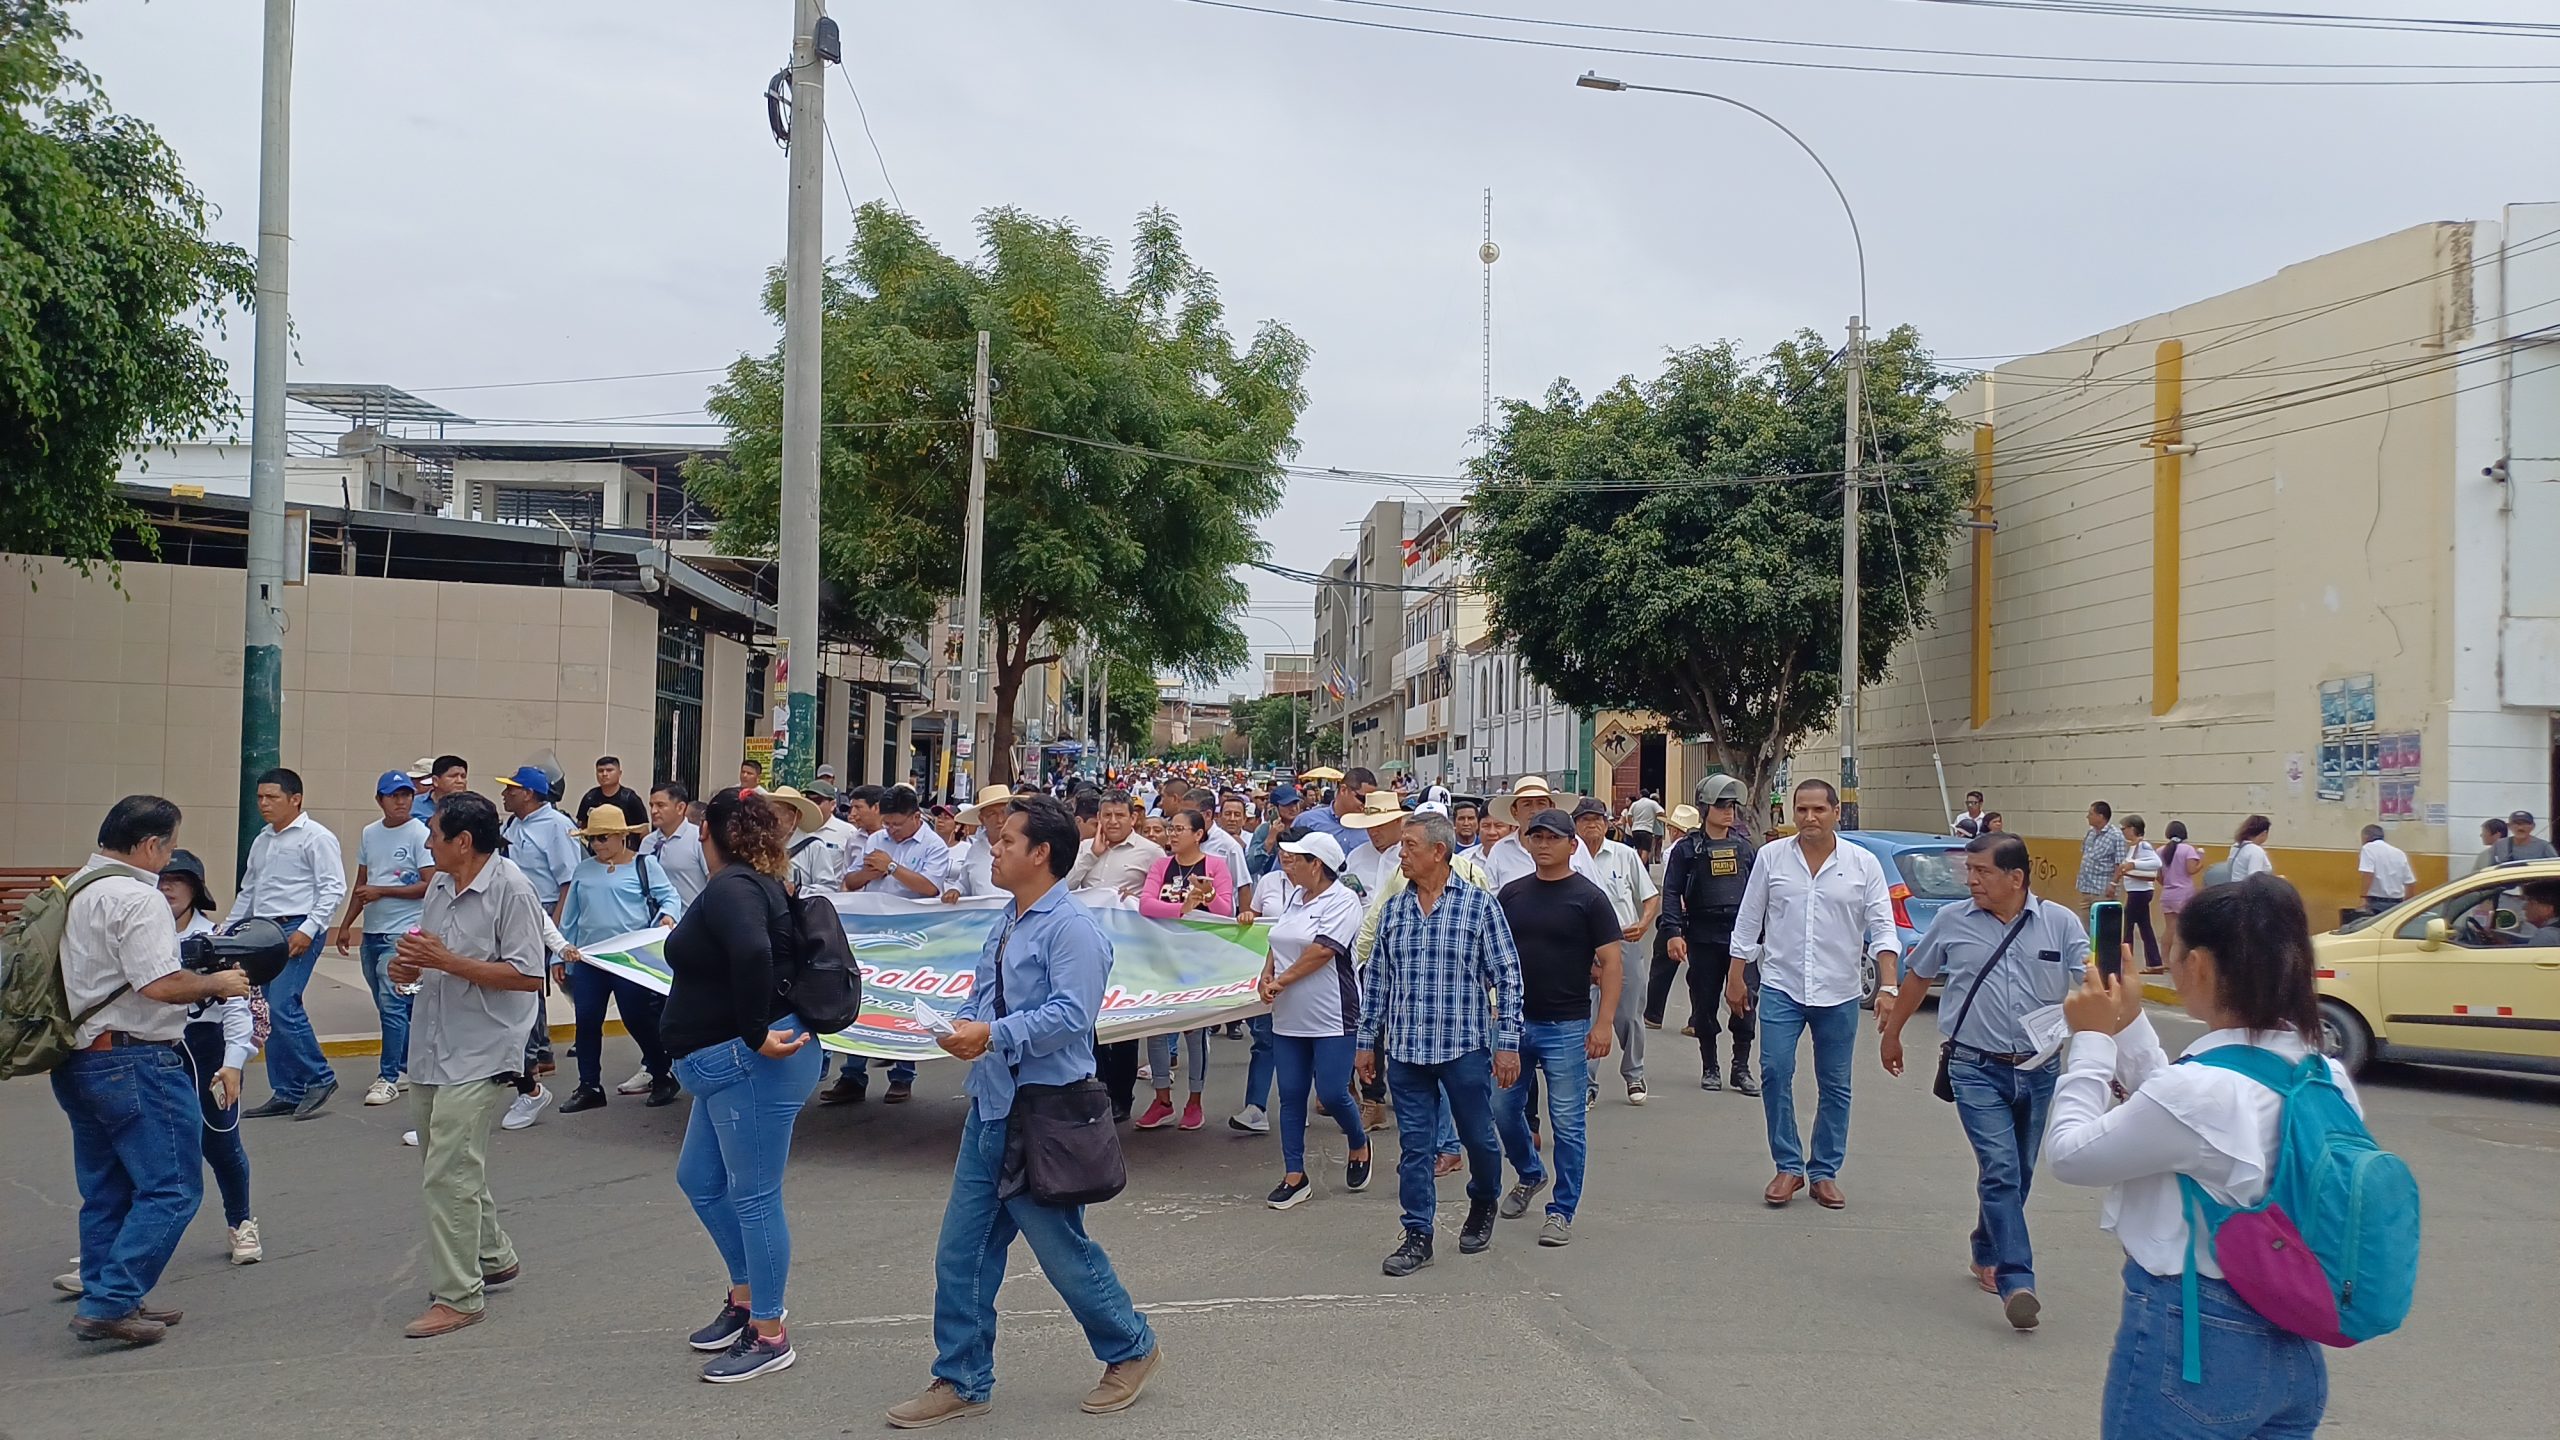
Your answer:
[3,998,2554,1440]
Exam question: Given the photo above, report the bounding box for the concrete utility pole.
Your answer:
[954,330,994,795]
[1839,314,1864,831]
[237,0,294,879]
[775,0,829,789]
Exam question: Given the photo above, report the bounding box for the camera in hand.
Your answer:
[179,918,292,987]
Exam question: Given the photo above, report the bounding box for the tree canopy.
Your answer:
[1,0,254,570]
[689,202,1309,782]
[1465,325,1972,815]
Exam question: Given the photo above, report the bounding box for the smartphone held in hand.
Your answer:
[2089,901,2125,980]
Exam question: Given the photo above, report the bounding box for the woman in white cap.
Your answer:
[552,811,684,1113]
[1258,830,1373,1208]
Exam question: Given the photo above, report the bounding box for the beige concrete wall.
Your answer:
[1796,222,2495,920]
[0,557,658,888]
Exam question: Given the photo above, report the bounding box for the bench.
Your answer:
[0,866,75,923]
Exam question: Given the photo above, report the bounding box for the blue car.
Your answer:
[1838,830,1973,1007]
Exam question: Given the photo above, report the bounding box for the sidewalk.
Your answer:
[305,950,591,1058]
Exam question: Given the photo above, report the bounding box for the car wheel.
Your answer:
[1859,955,1880,1010]
[2317,998,2374,1077]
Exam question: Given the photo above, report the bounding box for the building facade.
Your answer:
[1312,500,1431,775]
[1800,205,2560,924]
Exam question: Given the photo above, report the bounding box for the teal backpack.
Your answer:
[2173,1045,2421,1383]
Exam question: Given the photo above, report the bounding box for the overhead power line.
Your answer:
[1911,1,2560,42]
[1183,0,2560,84]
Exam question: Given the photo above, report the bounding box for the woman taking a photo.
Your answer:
[659,788,819,1384]
[1256,831,1372,1209]
[1135,809,1234,1131]
[165,850,264,1267]
[2045,875,2359,1437]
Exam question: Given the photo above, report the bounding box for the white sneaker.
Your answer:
[615,1068,655,1096]
[363,1077,402,1106]
[502,1086,551,1131]
[401,1130,419,1147]
[228,1218,264,1265]
[1228,1105,1270,1134]
[53,1270,83,1296]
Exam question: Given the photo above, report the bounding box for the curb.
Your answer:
[318,1019,627,1060]
[2140,980,2181,1007]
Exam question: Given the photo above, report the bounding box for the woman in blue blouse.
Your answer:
[555,811,684,1112]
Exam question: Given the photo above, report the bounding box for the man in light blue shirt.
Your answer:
[1878,831,2088,1332]
[847,786,953,898]
[639,781,709,905]
[887,795,1159,1428]
[335,770,436,1106]
[498,766,579,919]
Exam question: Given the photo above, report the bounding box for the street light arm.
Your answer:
[1576,72,1867,325]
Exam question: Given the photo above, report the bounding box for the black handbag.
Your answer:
[1931,907,2036,1103]
[991,917,1126,1207]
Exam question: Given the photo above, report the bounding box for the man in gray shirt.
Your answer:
[1878,832,2088,1334]
[390,791,548,1340]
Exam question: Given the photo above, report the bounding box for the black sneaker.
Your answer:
[1699,1068,1724,1093]
[1382,1229,1434,1277]
[1266,1175,1312,1211]
[559,1087,607,1114]
[1344,1153,1372,1192]
[688,1297,751,1352]
[241,1096,297,1120]
[1497,1174,1549,1220]
[646,1076,681,1108]
[291,1077,338,1120]
[1459,1200,1496,1255]
[817,1073,867,1107]
[701,1327,795,1383]
[1731,1066,1760,1097]
[1111,1101,1133,1124]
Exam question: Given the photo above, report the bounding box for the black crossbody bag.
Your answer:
[993,916,1126,1207]
[1931,908,2036,1103]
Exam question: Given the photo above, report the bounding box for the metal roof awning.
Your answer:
[287,383,469,428]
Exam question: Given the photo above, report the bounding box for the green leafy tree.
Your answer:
[1063,654,1157,759]
[1228,692,1318,770]
[691,203,1309,782]
[1466,325,1971,818]
[1,0,254,571]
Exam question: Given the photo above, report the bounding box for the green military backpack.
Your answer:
[0,867,146,1081]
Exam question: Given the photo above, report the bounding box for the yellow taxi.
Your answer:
[2310,860,2560,1078]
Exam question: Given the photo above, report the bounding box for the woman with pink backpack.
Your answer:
[2046,874,2418,1438]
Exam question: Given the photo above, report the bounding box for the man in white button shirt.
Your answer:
[229,767,347,1119]
[2356,824,2417,913]
[1728,779,1898,1210]
[51,795,254,1346]
[1574,796,1660,1104]
[1482,776,1598,891]
[941,783,1016,900]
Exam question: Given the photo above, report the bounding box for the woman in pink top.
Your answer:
[1136,810,1235,1130]
[2154,820,2205,968]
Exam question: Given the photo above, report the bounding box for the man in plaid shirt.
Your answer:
[2075,800,2126,916]
[1356,811,1524,1278]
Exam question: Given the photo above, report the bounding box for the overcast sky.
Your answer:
[65,0,2559,693]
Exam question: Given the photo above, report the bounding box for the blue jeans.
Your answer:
[359,933,412,1084]
[931,1109,1155,1403]
[50,1043,204,1321]
[2102,1262,2326,1439]
[1386,1050,1501,1236]
[672,1025,822,1321]
[1436,1092,1462,1157]
[182,1021,252,1227]
[1241,1014,1276,1112]
[1147,1027,1210,1096]
[564,960,669,1092]
[1949,1053,2058,1297]
[1757,987,1858,1181]
[1494,1018,1592,1221]
[257,917,336,1101]
[1273,1032,1365,1175]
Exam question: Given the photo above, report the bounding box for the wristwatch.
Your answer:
[1876,984,1901,999]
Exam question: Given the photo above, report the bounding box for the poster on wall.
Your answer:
[2346,674,2377,734]
[2381,780,2415,821]
[2319,679,2349,738]
[2317,743,2346,801]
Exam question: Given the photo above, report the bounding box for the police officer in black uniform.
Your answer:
[1672,776,1759,1094]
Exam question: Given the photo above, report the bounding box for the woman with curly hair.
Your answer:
[658,788,820,1383]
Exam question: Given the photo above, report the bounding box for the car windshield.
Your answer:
[1896,848,1969,900]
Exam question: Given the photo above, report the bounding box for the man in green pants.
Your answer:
[388,790,549,1339]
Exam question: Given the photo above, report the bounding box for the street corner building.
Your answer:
[1791,203,2560,927]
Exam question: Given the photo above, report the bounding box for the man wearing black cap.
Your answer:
[1491,808,1620,1247]
[1250,784,1307,879]
[2501,811,2558,864]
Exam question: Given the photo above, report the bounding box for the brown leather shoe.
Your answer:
[482,1261,521,1288]
[1973,1263,1998,1295]
[1763,1172,1804,1206]
[885,1378,990,1428]
[135,1304,182,1326]
[69,1311,167,1346]
[403,1302,486,1339]
[1081,1345,1163,1415]
[1810,1179,1846,1209]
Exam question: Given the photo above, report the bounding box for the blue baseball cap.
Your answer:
[500,765,552,795]
[376,770,419,797]
[1269,784,1303,806]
